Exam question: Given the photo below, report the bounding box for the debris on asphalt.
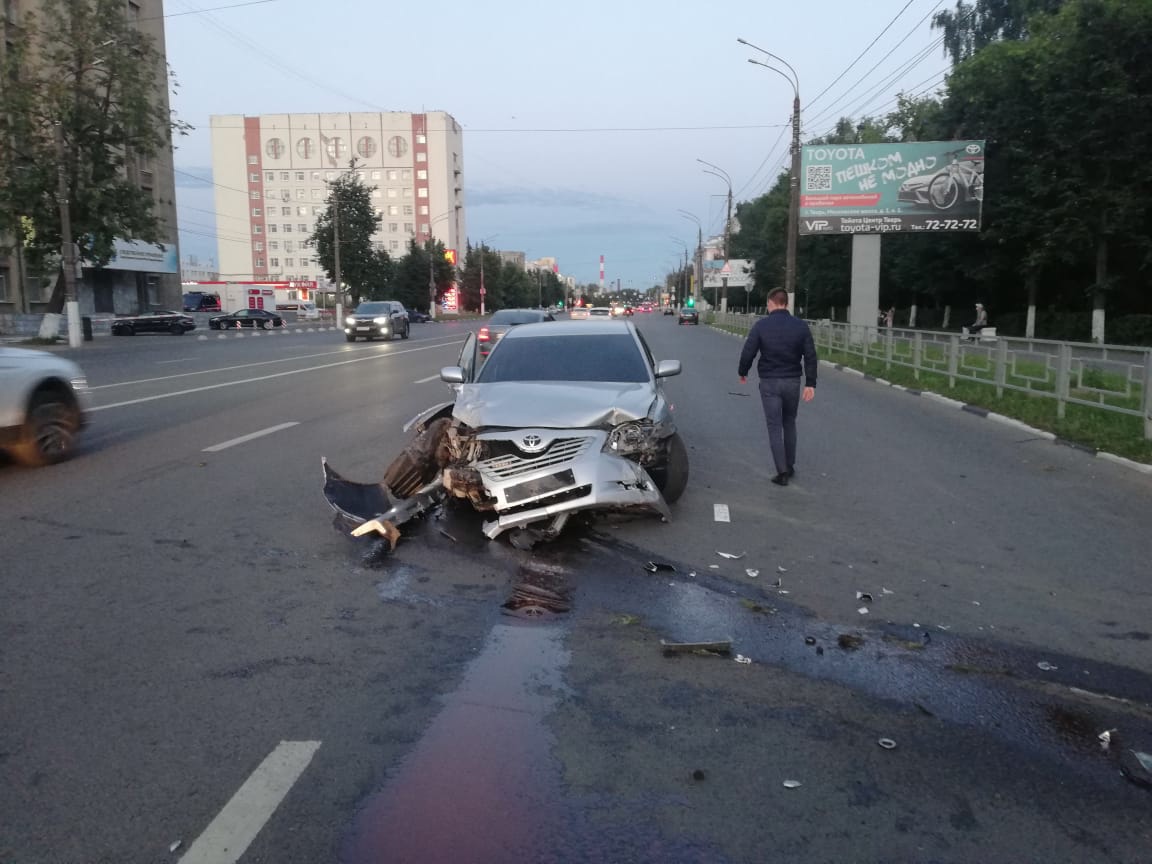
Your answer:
[881,587,894,595]
[746,568,760,578]
[740,598,776,615]
[1037,661,1058,671]
[837,633,865,651]
[734,654,752,664]
[777,566,788,573]
[644,561,676,573]
[856,591,874,603]
[971,600,981,606]
[936,624,951,631]
[709,564,720,569]
[688,571,697,577]
[351,518,402,551]
[773,577,782,588]
[169,841,183,854]
[1119,749,1152,789]
[778,589,790,595]
[804,636,817,646]
[503,583,570,616]
[692,768,707,781]
[613,614,641,626]
[727,391,750,397]
[438,527,458,543]
[661,639,732,656]
[717,550,746,560]
[878,738,897,750]
[1099,729,1115,750]
[815,646,824,656]
[858,607,870,615]
[782,780,802,789]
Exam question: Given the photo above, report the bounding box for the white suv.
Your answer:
[0,348,90,467]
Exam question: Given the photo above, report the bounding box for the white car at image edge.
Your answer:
[0,348,90,467]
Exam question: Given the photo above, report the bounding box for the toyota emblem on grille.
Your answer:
[520,434,545,452]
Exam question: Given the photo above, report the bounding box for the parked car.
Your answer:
[408,310,432,323]
[678,307,700,325]
[479,308,555,359]
[569,307,590,320]
[209,308,285,330]
[0,347,89,467]
[183,291,222,313]
[344,300,410,342]
[111,311,196,336]
[322,319,688,548]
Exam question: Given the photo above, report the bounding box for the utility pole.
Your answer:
[54,123,81,348]
[479,249,486,316]
[786,91,800,309]
[428,242,436,320]
[332,198,342,327]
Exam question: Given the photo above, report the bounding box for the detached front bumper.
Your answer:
[462,428,669,538]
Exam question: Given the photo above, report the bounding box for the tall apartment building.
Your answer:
[0,0,180,314]
[209,112,465,289]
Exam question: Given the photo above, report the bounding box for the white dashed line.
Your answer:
[177,740,321,864]
[202,422,299,452]
[413,373,441,384]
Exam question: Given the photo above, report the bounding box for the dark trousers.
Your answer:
[758,377,802,475]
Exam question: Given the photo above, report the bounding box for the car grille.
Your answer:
[478,437,593,480]
[500,485,593,515]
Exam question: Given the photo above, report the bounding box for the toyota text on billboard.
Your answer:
[799,141,985,235]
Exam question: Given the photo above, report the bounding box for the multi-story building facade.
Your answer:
[209,112,465,291]
[0,0,180,315]
[180,255,219,283]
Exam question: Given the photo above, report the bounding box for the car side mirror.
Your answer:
[440,366,465,384]
[654,360,681,379]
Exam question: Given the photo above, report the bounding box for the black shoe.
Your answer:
[786,467,795,479]
[771,473,789,486]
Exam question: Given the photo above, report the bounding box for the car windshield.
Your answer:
[489,310,544,326]
[355,302,390,314]
[476,334,649,384]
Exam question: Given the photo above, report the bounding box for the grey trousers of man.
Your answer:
[757,377,802,475]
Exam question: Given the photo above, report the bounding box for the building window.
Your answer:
[403,205,413,216]
[296,138,314,159]
[264,171,274,182]
[412,188,422,199]
[296,189,306,199]
[254,242,264,251]
[390,240,400,251]
[270,258,279,267]
[326,171,336,180]
[265,190,275,199]
[371,170,382,180]
[250,191,260,200]
[311,189,322,200]
[312,207,322,215]
[285,258,294,267]
[279,189,290,201]
[325,137,348,160]
[416,169,427,181]
[297,206,307,216]
[266,139,285,159]
[298,224,307,232]
[421,225,430,234]
[387,205,399,216]
[419,205,428,216]
[253,225,262,234]
[416,133,426,145]
[252,207,261,216]
[386,135,408,158]
[249,172,260,183]
[371,189,381,199]
[282,224,292,233]
[284,241,294,253]
[269,241,279,250]
[267,224,276,232]
[255,257,265,267]
[389,223,398,233]
[386,188,397,199]
[386,169,398,181]
[295,171,305,181]
[280,171,289,181]
[248,155,258,165]
[357,136,377,158]
[416,152,426,163]
[311,171,321,181]
[404,222,413,233]
[399,168,411,181]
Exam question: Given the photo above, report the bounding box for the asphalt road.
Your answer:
[2,314,1151,864]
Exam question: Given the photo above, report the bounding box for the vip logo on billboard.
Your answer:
[804,220,830,232]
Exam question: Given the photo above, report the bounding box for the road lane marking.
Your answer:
[413,373,441,383]
[88,335,465,390]
[714,503,731,522]
[202,422,299,453]
[177,740,321,864]
[156,358,193,364]
[89,340,463,412]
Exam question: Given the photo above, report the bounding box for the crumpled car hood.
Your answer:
[454,381,656,430]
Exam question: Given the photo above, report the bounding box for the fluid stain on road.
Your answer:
[340,619,571,864]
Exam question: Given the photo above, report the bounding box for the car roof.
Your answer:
[502,319,634,338]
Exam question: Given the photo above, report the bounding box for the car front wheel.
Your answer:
[346,335,356,342]
[648,432,689,504]
[10,391,81,467]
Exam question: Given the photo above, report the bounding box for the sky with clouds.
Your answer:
[167,0,954,288]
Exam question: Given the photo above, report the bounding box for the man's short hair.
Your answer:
[768,288,789,307]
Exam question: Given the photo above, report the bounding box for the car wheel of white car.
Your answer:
[649,433,689,504]
[11,391,81,467]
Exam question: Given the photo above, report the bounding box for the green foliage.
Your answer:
[0,0,189,296]
[309,166,389,305]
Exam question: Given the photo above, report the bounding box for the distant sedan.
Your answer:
[209,308,285,330]
[678,307,699,325]
[111,310,196,336]
[408,310,432,323]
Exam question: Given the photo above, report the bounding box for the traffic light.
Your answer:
[686,297,695,307]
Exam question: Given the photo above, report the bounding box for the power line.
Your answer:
[735,122,789,201]
[807,0,919,110]
[144,0,279,20]
[195,120,792,133]
[174,167,248,196]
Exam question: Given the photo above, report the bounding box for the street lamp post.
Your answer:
[473,233,498,316]
[697,158,733,311]
[677,210,703,308]
[427,210,454,320]
[739,38,800,310]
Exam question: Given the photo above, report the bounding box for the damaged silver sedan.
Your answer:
[324,319,688,547]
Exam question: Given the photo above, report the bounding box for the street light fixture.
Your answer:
[739,38,801,309]
[677,210,704,308]
[473,233,498,316]
[426,209,454,320]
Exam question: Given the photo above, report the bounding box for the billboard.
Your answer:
[799,141,985,235]
[703,259,754,289]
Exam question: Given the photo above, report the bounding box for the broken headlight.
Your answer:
[604,420,658,456]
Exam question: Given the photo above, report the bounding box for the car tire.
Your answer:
[10,390,81,467]
[170,323,184,335]
[649,432,689,504]
[260,320,271,330]
[346,335,356,342]
[401,324,410,340]
[121,324,135,336]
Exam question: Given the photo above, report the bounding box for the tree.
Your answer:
[0,0,189,309]
[309,165,388,305]
[388,238,456,312]
[932,0,1067,65]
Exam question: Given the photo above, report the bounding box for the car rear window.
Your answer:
[477,334,649,384]
[489,310,544,325]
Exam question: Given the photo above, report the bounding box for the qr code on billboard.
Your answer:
[806,164,832,191]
